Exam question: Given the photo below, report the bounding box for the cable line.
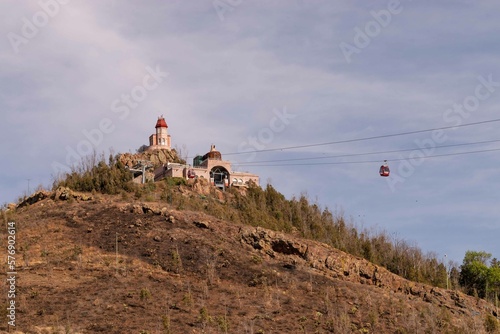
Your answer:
[234,138,500,165]
[223,117,500,156]
[234,146,500,167]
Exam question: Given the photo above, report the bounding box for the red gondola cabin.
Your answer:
[379,162,390,177]
[187,169,196,179]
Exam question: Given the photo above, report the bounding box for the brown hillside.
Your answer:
[1,190,498,333]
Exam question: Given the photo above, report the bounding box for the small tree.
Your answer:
[460,251,491,298]
[487,266,500,306]
[137,144,149,153]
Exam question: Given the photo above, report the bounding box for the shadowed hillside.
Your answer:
[1,182,499,333]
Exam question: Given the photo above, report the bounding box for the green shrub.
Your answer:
[55,153,135,195]
[165,177,186,186]
[140,288,151,301]
[485,314,499,333]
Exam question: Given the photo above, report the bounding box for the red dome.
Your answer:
[155,117,168,128]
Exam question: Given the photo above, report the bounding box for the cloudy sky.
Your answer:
[2,0,500,264]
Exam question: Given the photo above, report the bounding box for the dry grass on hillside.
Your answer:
[0,192,498,333]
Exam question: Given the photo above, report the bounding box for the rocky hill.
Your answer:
[119,148,184,169]
[1,187,498,333]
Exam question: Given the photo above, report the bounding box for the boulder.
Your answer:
[192,178,211,196]
[53,187,93,202]
[160,207,169,216]
[142,203,161,215]
[131,205,143,214]
[17,190,50,208]
[193,220,210,229]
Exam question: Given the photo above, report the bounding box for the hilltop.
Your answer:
[1,183,498,333]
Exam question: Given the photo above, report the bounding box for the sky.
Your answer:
[1,0,500,265]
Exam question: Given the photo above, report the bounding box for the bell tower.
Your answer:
[148,115,171,150]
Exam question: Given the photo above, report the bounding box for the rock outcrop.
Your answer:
[118,149,182,169]
[239,226,498,318]
[52,187,93,202]
[186,177,225,201]
[16,190,51,208]
[121,202,171,217]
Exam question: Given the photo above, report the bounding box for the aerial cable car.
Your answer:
[379,160,390,177]
[187,169,196,179]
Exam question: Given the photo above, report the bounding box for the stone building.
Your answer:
[155,144,259,189]
[146,116,260,189]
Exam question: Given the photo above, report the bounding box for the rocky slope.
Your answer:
[1,190,498,333]
[119,148,183,168]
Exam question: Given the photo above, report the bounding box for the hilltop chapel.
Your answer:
[147,116,259,189]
